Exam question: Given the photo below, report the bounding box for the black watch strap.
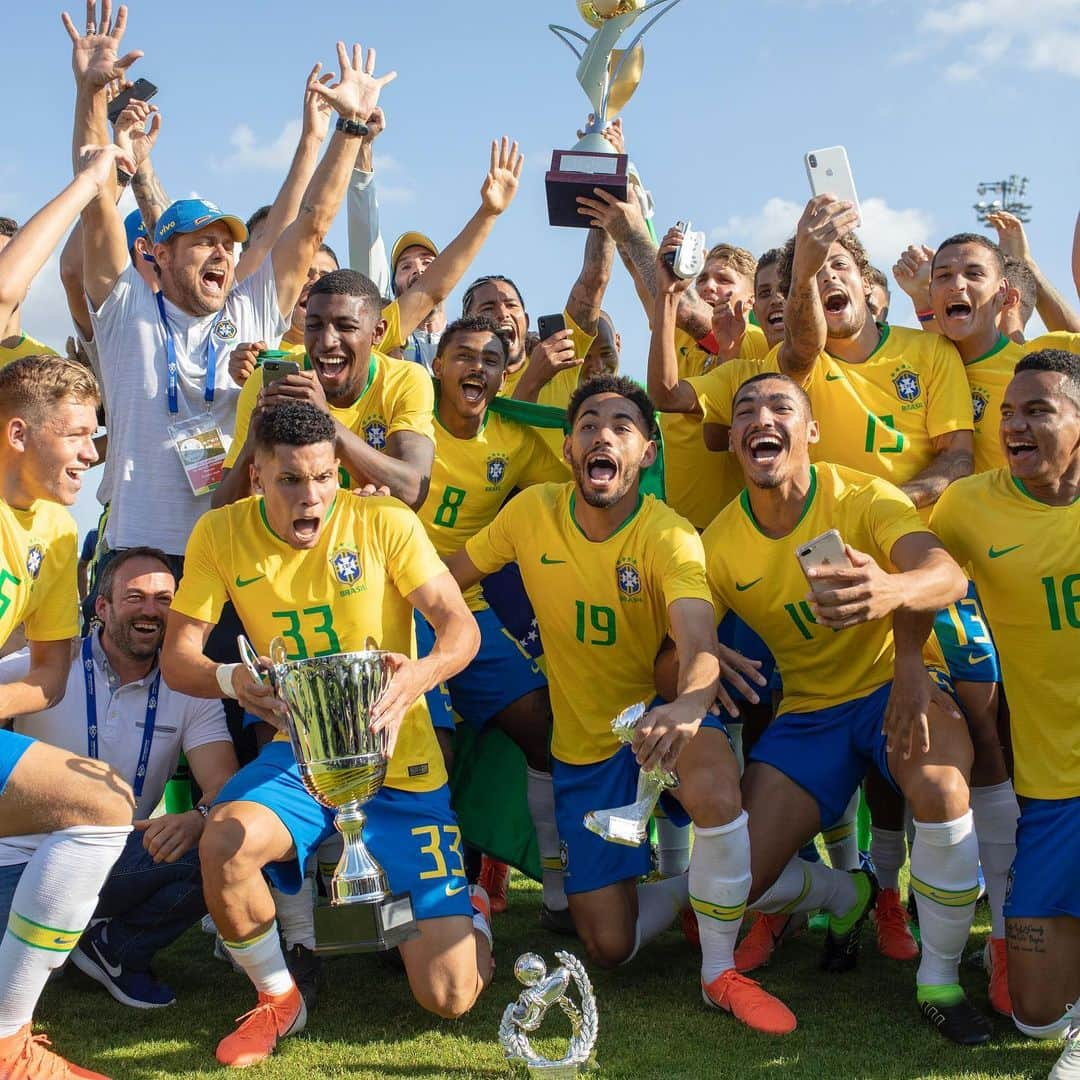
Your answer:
[336,116,369,138]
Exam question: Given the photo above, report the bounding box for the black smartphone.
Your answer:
[262,358,301,387]
[107,78,159,124]
[537,313,566,341]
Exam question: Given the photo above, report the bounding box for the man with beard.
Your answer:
[931,351,1080,1078]
[163,403,486,1066]
[420,316,572,929]
[446,375,797,1035]
[0,547,236,1010]
[73,5,398,570]
[704,371,991,1044]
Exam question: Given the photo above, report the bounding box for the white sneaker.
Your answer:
[1049,1024,1080,1080]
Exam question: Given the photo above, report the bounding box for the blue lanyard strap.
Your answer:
[82,636,161,799]
[155,292,220,414]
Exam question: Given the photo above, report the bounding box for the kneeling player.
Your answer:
[703,373,990,1044]
[162,404,486,1067]
[448,375,796,1035]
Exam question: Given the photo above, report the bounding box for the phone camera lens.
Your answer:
[808,154,817,168]
[826,168,834,177]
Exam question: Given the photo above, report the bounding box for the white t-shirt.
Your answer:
[0,639,230,864]
[89,256,287,555]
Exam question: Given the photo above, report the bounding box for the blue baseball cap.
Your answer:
[123,209,146,252]
[153,198,248,246]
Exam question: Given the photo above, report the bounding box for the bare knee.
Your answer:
[413,974,481,1020]
[576,922,635,969]
[200,810,271,884]
[89,769,135,827]
[677,776,741,830]
[907,769,970,823]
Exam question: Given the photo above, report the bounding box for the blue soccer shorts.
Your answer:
[0,730,34,796]
[933,581,1000,684]
[213,740,472,920]
[1004,795,1080,920]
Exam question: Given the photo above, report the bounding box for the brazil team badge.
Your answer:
[892,368,921,402]
[25,544,43,580]
[364,417,389,450]
[971,390,988,424]
[330,545,362,585]
[486,454,509,487]
[616,559,641,597]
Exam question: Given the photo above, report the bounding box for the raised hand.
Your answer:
[62,0,142,89]
[793,195,859,278]
[892,243,934,310]
[76,143,137,194]
[986,210,1031,263]
[655,224,692,295]
[362,106,386,144]
[112,97,159,169]
[302,62,335,142]
[576,186,644,243]
[308,42,397,123]
[480,137,524,216]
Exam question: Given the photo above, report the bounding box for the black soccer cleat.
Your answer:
[820,869,879,974]
[539,904,576,936]
[284,943,326,1011]
[918,995,993,1045]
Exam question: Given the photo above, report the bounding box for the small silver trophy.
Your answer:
[240,636,419,953]
[583,701,678,846]
[499,952,598,1078]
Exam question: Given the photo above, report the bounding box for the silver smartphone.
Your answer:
[805,145,861,227]
[795,529,851,593]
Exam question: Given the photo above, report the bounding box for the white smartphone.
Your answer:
[805,146,861,227]
[795,529,852,593]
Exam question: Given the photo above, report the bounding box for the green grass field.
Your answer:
[36,875,1058,1080]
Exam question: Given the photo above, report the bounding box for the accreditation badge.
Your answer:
[169,413,227,496]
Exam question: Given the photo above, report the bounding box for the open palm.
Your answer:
[481,137,524,216]
[308,42,397,122]
[62,1,142,89]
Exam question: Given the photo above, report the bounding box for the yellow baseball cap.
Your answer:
[391,231,438,271]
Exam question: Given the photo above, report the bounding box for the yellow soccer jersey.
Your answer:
[172,492,448,792]
[0,333,58,370]
[0,499,78,646]
[931,470,1080,799]
[965,333,1080,474]
[663,329,769,529]
[224,351,435,486]
[465,485,712,764]
[702,463,928,716]
[380,300,407,353]
[423,407,568,610]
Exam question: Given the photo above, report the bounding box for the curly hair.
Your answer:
[253,402,336,452]
[777,231,872,299]
[306,269,382,319]
[0,217,16,238]
[567,374,657,440]
[434,315,513,365]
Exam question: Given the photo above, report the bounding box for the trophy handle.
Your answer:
[549,23,589,62]
[605,0,687,92]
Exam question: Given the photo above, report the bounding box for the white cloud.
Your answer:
[711,195,934,273]
[219,119,303,172]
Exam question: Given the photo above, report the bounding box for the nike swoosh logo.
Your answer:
[967,652,992,666]
[235,573,266,587]
[825,373,845,381]
[540,554,566,565]
[445,881,468,897]
[89,939,123,978]
[735,578,762,591]
[987,545,1022,559]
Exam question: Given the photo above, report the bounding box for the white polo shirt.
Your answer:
[0,635,230,865]
[89,255,287,555]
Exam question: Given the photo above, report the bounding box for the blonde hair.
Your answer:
[0,355,100,422]
[704,243,758,282]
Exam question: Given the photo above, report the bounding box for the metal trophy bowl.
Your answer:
[261,637,419,953]
[583,701,678,846]
[545,0,685,226]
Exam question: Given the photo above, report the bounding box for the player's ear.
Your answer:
[562,432,572,464]
[640,438,657,469]
[807,418,821,445]
[3,417,27,454]
[249,460,263,495]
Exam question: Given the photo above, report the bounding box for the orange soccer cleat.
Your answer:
[985,937,1013,1017]
[734,912,801,973]
[872,888,920,962]
[478,856,511,915]
[701,969,797,1035]
[0,1025,111,1079]
[215,986,306,1068]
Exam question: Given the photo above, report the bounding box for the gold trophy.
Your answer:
[546,0,686,226]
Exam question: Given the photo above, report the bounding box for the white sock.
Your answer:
[654,813,692,877]
[624,872,689,963]
[911,813,979,989]
[223,921,295,997]
[822,790,861,871]
[0,824,131,1037]
[271,874,316,951]
[753,856,858,918]
[969,781,1019,940]
[317,834,343,896]
[468,885,493,948]
[870,826,907,891]
[526,767,567,911]
[689,811,751,982]
[1014,1013,1074,1040]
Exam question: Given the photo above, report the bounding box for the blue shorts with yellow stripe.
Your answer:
[748,681,898,829]
[0,730,34,796]
[1004,795,1080,920]
[213,740,472,920]
[933,581,1000,684]
[552,712,729,895]
[415,608,546,733]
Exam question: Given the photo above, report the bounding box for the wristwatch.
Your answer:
[194,804,210,819]
[336,116,369,138]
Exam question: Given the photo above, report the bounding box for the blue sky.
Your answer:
[3,0,1078,540]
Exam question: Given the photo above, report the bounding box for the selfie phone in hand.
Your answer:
[262,358,301,387]
[107,78,159,124]
[805,146,861,227]
[796,529,852,593]
[537,313,567,341]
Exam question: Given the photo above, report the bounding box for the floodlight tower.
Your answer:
[973,175,1032,224]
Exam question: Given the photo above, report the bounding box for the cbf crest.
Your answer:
[25,544,43,580]
[213,318,238,343]
[486,454,509,488]
[330,545,362,585]
[616,558,641,598]
[364,417,388,451]
[892,366,921,403]
[971,390,989,424]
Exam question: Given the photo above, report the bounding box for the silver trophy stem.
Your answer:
[330,801,390,905]
[583,767,658,846]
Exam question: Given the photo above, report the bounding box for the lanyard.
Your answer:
[82,636,161,799]
[155,292,222,414]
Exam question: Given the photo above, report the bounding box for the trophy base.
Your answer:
[313,891,419,955]
[546,149,628,228]
[582,808,648,847]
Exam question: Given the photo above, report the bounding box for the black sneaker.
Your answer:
[820,869,879,974]
[284,943,325,1011]
[918,995,993,1045]
[539,904,576,936]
